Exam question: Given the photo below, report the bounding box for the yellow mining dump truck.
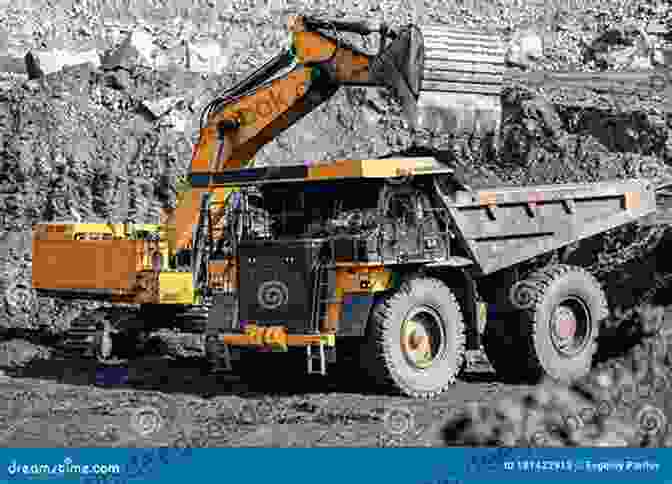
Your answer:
[32,159,660,398]
[31,15,666,397]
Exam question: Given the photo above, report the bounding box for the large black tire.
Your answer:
[485,265,608,383]
[365,277,466,398]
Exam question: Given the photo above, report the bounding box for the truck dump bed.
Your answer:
[437,178,658,275]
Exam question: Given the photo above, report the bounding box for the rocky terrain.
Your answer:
[0,0,672,449]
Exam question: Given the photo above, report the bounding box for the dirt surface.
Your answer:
[0,317,669,449]
[0,344,527,448]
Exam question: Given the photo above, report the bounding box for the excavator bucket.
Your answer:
[415,25,505,137]
[372,23,505,135]
[370,25,425,122]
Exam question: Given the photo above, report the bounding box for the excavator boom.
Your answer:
[191,15,425,178]
[178,16,506,251]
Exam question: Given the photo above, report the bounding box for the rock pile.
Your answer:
[0,37,228,329]
[442,305,672,447]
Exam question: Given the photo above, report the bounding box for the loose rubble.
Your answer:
[583,24,655,70]
[25,48,101,79]
[506,28,544,69]
[185,39,229,74]
[101,30,156,70]
[442,305,672,447]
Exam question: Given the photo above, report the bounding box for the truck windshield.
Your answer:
[257,180,382,238]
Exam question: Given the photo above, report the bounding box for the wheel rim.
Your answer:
[549,296,591,357]
[400,306,446,369]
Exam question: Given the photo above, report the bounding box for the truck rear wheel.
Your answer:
[485,265,608,383]
[365,277,466,398]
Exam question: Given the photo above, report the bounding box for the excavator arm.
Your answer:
[190,15,424,177]
[176,16,507,254]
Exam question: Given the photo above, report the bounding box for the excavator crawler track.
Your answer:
[173,301,212,334]
[59,301,216,361]
[60,307,120,360]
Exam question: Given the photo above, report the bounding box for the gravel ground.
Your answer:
[0,299,670,449]
[0,344,526,448]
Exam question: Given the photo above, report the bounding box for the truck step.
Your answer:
[205,333,233,373]
[307,343,327,376]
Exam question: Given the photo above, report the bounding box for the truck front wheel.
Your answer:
[365,277,466,398]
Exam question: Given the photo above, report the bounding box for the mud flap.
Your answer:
[338,294,375,337]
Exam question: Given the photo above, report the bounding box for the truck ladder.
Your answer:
[308,262,330,375]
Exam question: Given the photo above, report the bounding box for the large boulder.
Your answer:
[185,40,229,74]
[506,29,544,69]
[101,30,156,70]
[584,24,654,70]
[25,49,101,79]
[141,96,185,120]
[152,42,188,71]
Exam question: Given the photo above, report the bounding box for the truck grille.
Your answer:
[238,239,323,333]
